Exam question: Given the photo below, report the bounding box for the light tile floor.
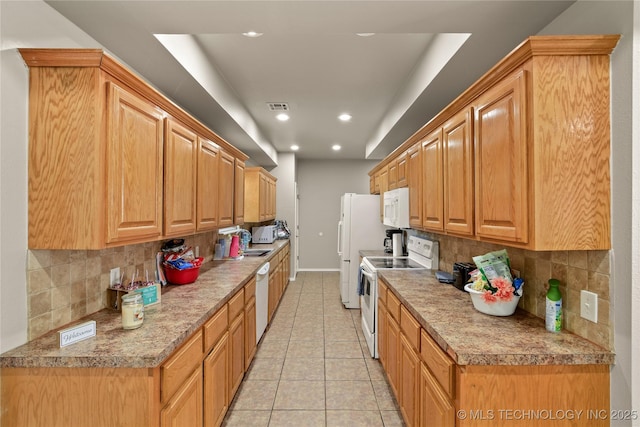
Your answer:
[223,271,405,427]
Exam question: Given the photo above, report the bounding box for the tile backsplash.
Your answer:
[417,231,612,350]
[26,231,216,341]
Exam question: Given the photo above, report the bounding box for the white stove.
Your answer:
[359,236,439,358]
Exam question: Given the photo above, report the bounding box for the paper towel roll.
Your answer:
[392,233,403,257]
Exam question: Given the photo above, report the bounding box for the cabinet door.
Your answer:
[400,334,420,427]
[197,138,219,231]
[164,118,198,236]
[229,312,245,399]
[379,167,389,221]
[474,70,528,243]
[107,82,164,244]
[204,333,229,427]
[388,160,398,190]
[245,296,257,368]
[161,366,203,427]
[386,312,401,398]
[397,153,408,188]
[378,302,388,370]
[407,144,422,228]
[234,159,245,225]
[420,363,455,427]
[218,150,235,226]
[259,174,268,221]
[422,129,444,231]
[443,108,474,236]
[269,179,277,219]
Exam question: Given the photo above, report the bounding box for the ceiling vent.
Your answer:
[267,102,290,112]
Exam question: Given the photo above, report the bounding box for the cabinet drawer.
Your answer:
[378,280,388,307]
[420,329,455,399]
[244,278,256,303]
[162,329,204,403]
[400,305,421,352]
[204,305,228,353]
[229,288,244,320]
[387,290,401,322]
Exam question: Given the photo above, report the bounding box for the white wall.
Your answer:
[269,153,297,279]
[0,0,101,353]
[539,1,636,423]
[297,159,378,270]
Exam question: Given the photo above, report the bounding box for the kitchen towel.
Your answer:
[357,266,365,296]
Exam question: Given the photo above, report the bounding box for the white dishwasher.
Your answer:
[255,262,270,343]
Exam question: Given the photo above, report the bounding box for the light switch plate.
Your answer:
[580,290,598,323]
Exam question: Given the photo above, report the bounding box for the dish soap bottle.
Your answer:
[545,279,562,332]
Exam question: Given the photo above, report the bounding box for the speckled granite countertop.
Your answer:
[0,240,289,369]
[379,269,614,366]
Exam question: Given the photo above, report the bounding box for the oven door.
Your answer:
[359,262,378,358]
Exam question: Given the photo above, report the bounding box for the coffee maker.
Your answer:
[384,229,404,256]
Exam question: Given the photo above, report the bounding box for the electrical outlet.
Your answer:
[580,290,598,323]
[110,267,121,287]
[195,246,200,258]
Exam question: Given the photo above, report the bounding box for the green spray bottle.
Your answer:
[545,279,562,332]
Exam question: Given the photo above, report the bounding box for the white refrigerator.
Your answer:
[337,193,387,309]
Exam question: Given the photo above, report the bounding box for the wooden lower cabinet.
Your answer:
[378,302,388,370]
[420,362,455,427]
[379,281,610,427]
[228,304,245,399]
[161,365,203,427]
[386,311,401,398]
[400,334,420,427]
[0,246,295,427]
[204,332,229,427]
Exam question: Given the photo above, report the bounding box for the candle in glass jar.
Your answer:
[121,293,144,329]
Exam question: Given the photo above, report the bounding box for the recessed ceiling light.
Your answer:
[276,113,290,121]
[290,145,299,151]
[338,113,352,122]
[242,31,263,38]
[332,144,341,151]
[356,33,375,37]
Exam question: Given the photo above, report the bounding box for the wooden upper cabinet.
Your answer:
[397,153,408,188]
[474,70,527,244]
[367,36,618,250]
[244,167,277,223]
[443,108,474,236]
[20,49,250,249]
[164,118,198,236]
[421,130,443,231]
[388,160,398,190]
[407,143,423,228]
[218,150,235,227]
[234,159,245,225]
[196,138,219,231]
[106,82,165,244]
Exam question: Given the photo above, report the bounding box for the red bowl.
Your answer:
[164,264,200,285]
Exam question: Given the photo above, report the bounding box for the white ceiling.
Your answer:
[45,0,575,167]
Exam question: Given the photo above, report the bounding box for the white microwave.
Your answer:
[252,225,277,244]
[383,188,410,229]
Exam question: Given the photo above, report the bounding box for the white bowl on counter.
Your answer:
[464,283,522,317]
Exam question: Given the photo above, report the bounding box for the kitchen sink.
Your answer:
[243,248,273,257]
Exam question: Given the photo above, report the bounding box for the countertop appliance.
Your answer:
[383,187,410,229]
[383,229,403,254]
[360,236,439,358]
[255,262,270,343]
[338,193,388,309]
[252,225,277,244]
